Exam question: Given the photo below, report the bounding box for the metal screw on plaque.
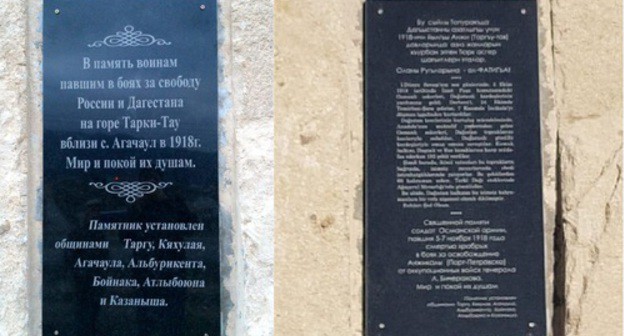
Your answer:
[53,331,59,336]
[200,4,206,11]
[54,8,60,15]
[525,322,537,336]
[378,323,386,330]
[521,8,527,15]
[377,8,384,15]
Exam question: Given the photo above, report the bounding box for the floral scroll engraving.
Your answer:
[89,181,173,203]
[88,25,171,48]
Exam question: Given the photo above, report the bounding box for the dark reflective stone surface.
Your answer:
[365,1,546,335]
[43,1,219,335]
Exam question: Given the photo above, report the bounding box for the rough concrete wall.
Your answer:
[0,1,30,336]
[552,0,623,335]
[0,0,274,335]
[273,0,557,334]
[275,1,363,335]
[227,0,275,334]
[25,1,44,335]
[275,1,621,336]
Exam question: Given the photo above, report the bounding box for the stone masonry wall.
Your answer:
[0,0,620,335]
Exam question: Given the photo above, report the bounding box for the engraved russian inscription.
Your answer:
[365,1,546,335]
[43,1,219,335]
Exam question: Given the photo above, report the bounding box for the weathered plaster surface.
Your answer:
[0,1,30,336]
[25,1,43,335]
[275,1,363,335]
[227,0,275,335]
[552,0,623,335]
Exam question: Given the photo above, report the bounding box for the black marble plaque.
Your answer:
[365,1,546,335]
[43,1,219,335]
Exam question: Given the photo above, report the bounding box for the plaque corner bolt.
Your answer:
[378,323,386,330]
[521,8,527,15]
[200,4,206,11]
[54,8,60,15]
[377,8,384,15]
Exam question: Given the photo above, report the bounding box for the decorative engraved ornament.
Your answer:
[89,181,173,203]
[88,25,171,48]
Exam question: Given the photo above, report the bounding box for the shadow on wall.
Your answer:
[553,146,566,336]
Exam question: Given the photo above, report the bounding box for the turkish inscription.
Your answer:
[365,1,546,335]
[43,1,219,335]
